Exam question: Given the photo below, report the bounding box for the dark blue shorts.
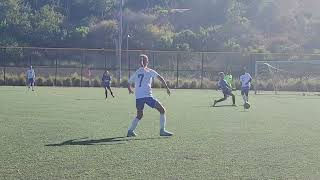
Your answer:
[223,90,233,97]
[103,82,110,88]
[28,78,34,84]
[136,97,159,111]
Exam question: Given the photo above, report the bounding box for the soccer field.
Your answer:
[1,86,320,179]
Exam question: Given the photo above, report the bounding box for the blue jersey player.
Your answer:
[213,72,236,107]
[127,54,173,137]
[102,71,114,99]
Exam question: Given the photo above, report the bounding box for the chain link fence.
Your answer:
[1,47,320,91]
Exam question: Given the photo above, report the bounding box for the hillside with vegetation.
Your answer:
[1,0,320,53]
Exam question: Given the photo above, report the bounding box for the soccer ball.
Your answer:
[244,102,250,109]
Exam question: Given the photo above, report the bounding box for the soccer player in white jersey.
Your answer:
[127,54,173,137]
[240,68,252,104]
[26,66,36,91]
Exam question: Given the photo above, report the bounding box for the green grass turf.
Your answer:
[1,86,320,179]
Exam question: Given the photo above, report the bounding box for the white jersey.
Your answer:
[240,73,252,88]
[129,67,159,99]
[27,69,35,79]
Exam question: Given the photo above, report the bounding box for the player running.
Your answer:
[224,69,234,90]
[102,70,114,99]
[213,72,236,107]
[240,68,252,104]
[26,66,36,91]
[127,54,173,137]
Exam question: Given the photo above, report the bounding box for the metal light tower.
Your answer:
[118,0,124,85]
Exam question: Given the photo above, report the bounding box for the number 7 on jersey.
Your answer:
[138,74,144,87]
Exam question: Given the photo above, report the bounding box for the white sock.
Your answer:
[128,118,140,131]
[160,114,166,131]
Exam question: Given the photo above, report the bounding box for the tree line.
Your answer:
[1,0,320,53]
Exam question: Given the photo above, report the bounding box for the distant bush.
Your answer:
[63,78,72,87]
[16,74,26,86]
[82,78,90,87]
[55,77,63,86]
[120,78,129,87]
[36,77,45,86]
[190,80,198,89]
[153,80,161,88]
[71,72,81,87]
[92,77,101,87]
[45,77,54,86]
[1,73,320,92]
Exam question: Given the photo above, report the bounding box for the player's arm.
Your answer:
[128,73,136,94]
[157,75,170,96]
[246,74,252,85]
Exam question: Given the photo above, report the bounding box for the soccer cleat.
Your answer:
[160,129,173,136]
[127,130,137,137]
[232,104,237,107]
[213,100,217,107]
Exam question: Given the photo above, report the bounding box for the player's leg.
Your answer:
[213,93,228,106]
[107,86,114,97]
[31,79,35,91]
[245,90,249,102]
[127,99,145,137]
[230,92,236,105]
[104,87,108,99]
[27,78,31,89]
[146,97,173,136]
[241,89,246,103]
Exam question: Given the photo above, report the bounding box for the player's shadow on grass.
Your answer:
[74,98,103,101]
[212,105,236,107]
[45,136,167,146]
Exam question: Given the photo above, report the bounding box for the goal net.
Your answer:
[254,60,320,95]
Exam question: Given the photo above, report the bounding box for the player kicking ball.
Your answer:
[213,72,236,107]
[127,54,173,137]
[240,68,252,109]
[26,66,36,91]
[102,70,114,99]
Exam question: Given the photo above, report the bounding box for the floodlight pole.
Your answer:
[118,0,123,85]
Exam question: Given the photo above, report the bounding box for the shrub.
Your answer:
[71,73,81,87]
[81,77,90,87]
[16,74,26,86]
[72,77,81,87]
[166,80,175,89]
[120,78,129,87]
[111,79,119,87]
[45,77,54,86]
[153,80,161,88]
[92,77,101,87]
[55,77,63,86]
[181,81,189,89]
[36,77,45,86]
[190,80,198,89]
[6,75,17,86]
[63,78,72,87]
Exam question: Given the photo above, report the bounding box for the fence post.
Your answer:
[4,48,6,85]
[54,54,58,86]
[176,53,179,88]
[201,53,204,89]
[104,50,107,70]
[80,50,84,87]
